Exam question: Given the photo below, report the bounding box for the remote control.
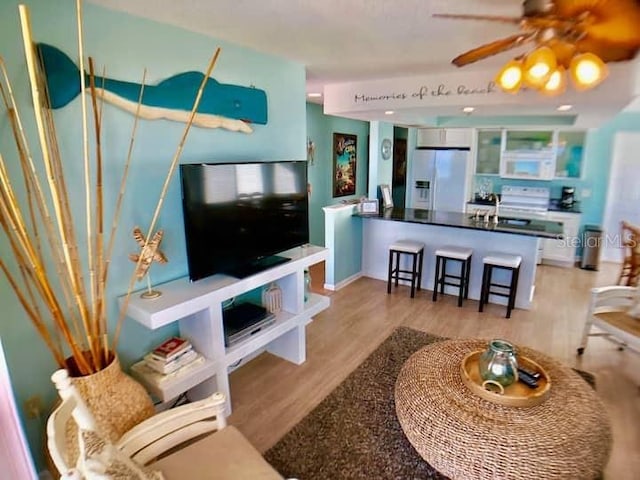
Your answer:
[517,370,539,389]
[518,366,541,380]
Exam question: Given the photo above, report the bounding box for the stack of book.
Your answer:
[145,337,198,374]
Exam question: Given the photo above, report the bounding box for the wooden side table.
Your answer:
[395,339,612,480]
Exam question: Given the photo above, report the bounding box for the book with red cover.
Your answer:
[152,337,191,359]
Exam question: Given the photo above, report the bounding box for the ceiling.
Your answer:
[88,0,639,126]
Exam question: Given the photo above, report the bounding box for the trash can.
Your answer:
[581,225,603,270]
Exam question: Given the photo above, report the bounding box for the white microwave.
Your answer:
[500,151,556,180]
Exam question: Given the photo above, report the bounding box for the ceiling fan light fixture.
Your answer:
[541,67,567,96]
[495,60,523,93]
[570,52,608,91]
[523,46,557,88]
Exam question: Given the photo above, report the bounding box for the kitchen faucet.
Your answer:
[493,196,500,224]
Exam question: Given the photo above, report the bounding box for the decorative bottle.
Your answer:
[478,339,519,388]
[261,283,282,313]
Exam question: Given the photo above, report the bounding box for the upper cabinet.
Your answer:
[475,129,501,175]
[474,128,585,180]
[555,130,586,179]
[504,130,554,152]
[417,128,471,148]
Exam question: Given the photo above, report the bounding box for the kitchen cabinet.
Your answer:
[504,130,554,152]
[542,212,581,267]
[475,129,501,175]
[417,128,471,148]
[555,131,586,178]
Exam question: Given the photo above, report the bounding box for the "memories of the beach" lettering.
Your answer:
[354,82,497,104]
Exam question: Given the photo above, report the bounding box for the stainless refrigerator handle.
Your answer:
[431,159,437,211]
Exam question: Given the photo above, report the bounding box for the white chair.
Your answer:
[47,369,284,479]
[578,286,640,355]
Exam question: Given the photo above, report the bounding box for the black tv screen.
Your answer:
[180,161,309,281]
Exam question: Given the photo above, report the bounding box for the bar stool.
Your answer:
[479,253,522,318]
[432,246,473,307]
[387,240,425,298]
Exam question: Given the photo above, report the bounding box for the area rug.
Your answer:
[264,327,595,480]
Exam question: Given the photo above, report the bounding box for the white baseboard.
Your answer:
[324,272,362,291]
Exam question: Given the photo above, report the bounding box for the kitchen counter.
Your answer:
[468,199,582,214]
[355,208,563,239]
[548,199,582,214]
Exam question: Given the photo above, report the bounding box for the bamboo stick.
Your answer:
[100,70,147,363]
[0,260,66,366]
[74,0,99,365]
[0,59,85,349]
[0,181,87,371]
[88,58,104,366]
[113,47,221,349]
[18,6,94,374]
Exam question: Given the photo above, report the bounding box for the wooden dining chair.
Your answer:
[617,221,640,287]
[47,369,285,479]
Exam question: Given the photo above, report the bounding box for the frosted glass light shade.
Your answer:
[570,53,608,90]
[495,60,523,93]
[541,67,567,96]
[523,46,557,88]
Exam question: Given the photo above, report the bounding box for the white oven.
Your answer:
[499,186,551,265]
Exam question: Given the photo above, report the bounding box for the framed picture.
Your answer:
[380,184,393,209]
[332,133,357,197]
[358,199,379,215]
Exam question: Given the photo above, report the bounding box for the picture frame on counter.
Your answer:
[358,198,379,215]
[380,184,393,209]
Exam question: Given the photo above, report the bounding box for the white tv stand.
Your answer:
[120,245,330,413]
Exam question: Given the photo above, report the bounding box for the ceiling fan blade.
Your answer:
[432,13,523,24]
[452,33,535,67]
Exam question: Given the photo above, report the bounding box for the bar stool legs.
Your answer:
[387,240,425,298]
[432,247,473,307]
[479,253,522,318]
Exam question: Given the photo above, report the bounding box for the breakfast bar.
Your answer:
[357,208,562,309]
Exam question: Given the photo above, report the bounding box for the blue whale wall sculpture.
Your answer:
[37,43,268,131]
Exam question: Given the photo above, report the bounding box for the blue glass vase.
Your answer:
[304,270,312,302]
[478,339,519,388]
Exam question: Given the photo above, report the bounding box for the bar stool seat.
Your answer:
[388,240,425,298]
[479,252,522,318]
[433,246,473,307]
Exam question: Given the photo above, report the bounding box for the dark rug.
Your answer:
[264,327,595,480]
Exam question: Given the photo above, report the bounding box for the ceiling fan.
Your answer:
[433,0,640,94]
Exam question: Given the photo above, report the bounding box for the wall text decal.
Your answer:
[354,82,497,104]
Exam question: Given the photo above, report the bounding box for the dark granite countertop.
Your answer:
[548,199,582,214]
[355,208,563,239]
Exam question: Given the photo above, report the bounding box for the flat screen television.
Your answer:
[180,161,309,281]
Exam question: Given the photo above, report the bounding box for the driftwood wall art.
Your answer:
[37,43,268,133]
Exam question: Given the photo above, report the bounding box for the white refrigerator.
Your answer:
[409,148,470,212]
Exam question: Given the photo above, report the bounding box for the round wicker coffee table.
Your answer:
[395,339,612,480]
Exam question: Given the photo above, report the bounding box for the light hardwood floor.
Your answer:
[228,261,640,479]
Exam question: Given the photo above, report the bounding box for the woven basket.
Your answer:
[63,353,155,466]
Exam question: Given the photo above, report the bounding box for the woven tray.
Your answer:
[460,350,551,407]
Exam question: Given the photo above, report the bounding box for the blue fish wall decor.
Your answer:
[37,43,268,133]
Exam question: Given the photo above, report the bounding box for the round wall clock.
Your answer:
[381,138,392,160]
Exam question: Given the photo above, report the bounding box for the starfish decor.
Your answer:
[128,226,168,298]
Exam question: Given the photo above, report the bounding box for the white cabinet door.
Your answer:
[443,128,472,147]
[417,129,471,148]
[542,212,581,267]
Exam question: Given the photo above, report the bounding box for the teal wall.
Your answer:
[474,111,640,233]
[0,0,306,471]
[306,102,369,246]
